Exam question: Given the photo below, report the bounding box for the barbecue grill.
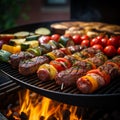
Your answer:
[0,21,120,109]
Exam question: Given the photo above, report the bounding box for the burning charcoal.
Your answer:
[7,114,15,120]
[47,115,57,120]
[40,116,45,120]
[62,109,71,120]
[20,112,28,120]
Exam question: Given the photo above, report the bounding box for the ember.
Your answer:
[1,89,120,120]
[5,89,82,120]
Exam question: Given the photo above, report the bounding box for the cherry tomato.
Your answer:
[104,45,117,57]
[50,60,65,72]
[117,47,120,55]
[60,47,71,55]
[38,35,51,44]
[107,36,119,48]
[55,58,71,68]
[101,37,108,47]
[51,34,60,42]
[80,39,90,47]
[92,44,104,52]
[96,35,103,40]
[90,37,101,46]
[81,35,89,40]
[72,34,82,44]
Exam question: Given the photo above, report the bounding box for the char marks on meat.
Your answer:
[9,51,35,69]
[55,60,92,87]
[19,56,49,75]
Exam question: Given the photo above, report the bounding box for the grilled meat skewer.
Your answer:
[55,52,107,88]
[37,47,101,81]
[77,55,120,93]
[19,45,85,75]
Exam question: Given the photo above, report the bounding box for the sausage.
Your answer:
[76,75,99,93]
[37,63,58,81]
[37,69,50,81]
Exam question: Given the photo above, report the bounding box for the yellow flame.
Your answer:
[17,89,82,120]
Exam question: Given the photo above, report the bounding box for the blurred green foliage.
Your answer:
[0,0,27,31]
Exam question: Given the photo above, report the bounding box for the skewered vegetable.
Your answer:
[21,40,39,51]
[0,50,11,62]
[9,38,26,46]
[2,44,21,54]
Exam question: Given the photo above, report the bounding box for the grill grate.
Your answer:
[0,62,120,108]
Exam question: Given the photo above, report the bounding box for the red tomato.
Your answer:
[50,60,65,72]
[81,35,89,40]
[38,35,51,44]
[107,36,119,48]
[80,39,90,47]
[104,45,117,57]
[51,34,60,42]
[117,47,120,55]
[55,58,71,68]
[96,35,103,40]
[72,34,82,44]
[90,37,101,46]
[92,44,104,51]
[101,37,108,47]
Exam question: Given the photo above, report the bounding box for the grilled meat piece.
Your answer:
[19,56,49,75]
[55,60,94,87]
[85,52,108,67]
[99,61,120,80]
[9,51,35,69]
[67,45,85,54]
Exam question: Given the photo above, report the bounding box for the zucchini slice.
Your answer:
[35,27,51,35]
[26,35,40,41]
[14,31,30,38]
[21,41,39,51]
[27,47,41,56]
[9,38,26,46]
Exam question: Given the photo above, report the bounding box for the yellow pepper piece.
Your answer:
[38,63,58,80]
[49,64,58,80]
[72,53,82,60]
[2,44,21,54]
[82,75,98,93]
[47,52,57,60]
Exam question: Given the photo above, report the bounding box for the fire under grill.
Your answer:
[0,61,120,108]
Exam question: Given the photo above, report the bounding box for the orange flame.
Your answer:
[17,89,82,120]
